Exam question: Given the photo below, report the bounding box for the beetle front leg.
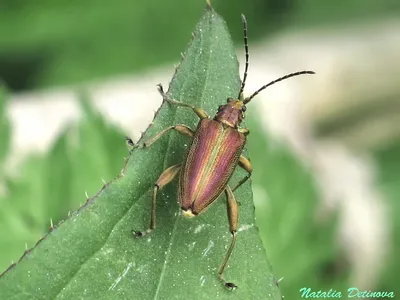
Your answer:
[218,185,239,290]
[232,155,253,192]
[142,125,194,148]
[133,164,181,237]
[125,136,137,151]
[157,84,209,119]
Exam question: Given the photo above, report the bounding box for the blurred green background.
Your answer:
[1,0,399,298]
[1,0,400,91]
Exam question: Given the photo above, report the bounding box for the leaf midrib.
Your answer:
[153,12,215,299]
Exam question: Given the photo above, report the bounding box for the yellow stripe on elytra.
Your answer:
[192,123,227,202]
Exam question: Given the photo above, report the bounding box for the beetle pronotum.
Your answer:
[132,14,314,289]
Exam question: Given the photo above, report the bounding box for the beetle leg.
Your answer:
[232,155,253,192]
[133,164,181,237]
[218,185,239,290]
[238,128,250,136]
[143,125,194,148]
[125,136,137,151]
[157,84,209,119]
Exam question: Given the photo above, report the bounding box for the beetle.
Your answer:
[132,14,315,289]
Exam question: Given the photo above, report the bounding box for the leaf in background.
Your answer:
[42,130,73,226]
[0,5,281,299]
[247,117,347,299]
[373,143,400,296]
[68,96,128,207]
[0,99,128,271]
[0,156,48,270]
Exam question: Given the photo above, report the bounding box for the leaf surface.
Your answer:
[0,5,281,300]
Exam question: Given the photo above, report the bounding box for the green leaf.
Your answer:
[0,155,48,271]
[0,5,281,299]
[0,99,128,271]
[373,142,400,296]
[247,118,346,299]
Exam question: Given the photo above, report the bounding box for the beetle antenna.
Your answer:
[238,14,249,99]
[243,70,315,104]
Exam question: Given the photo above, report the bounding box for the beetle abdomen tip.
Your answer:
[182,209,196,218]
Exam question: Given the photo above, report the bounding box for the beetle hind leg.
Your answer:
[133,164,181,238]
[232,155,253,192]
[218,185,239,290]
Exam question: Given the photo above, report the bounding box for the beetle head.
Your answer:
[213,98,246,128]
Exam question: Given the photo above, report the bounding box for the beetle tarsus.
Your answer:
[225,282,238,290]
[157,83,176,104]
[157,83,179,106]
[219,272,238,290]
[132,230,144,238]
[133,228,154,238]
[125,136,138,151]
[157,83,167,99]
[133,229,153,238]
[125,136,134,145]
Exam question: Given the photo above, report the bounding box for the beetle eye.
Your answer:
[242,106,247,112]
[226,98,233,103]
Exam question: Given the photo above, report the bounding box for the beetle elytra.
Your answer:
[132,14,315,289]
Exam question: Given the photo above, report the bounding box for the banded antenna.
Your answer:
[243,70,315,104]
[238,15,315,105]
[238,14,249,99]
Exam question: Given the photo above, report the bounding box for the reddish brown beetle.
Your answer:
[133,15,314,289]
